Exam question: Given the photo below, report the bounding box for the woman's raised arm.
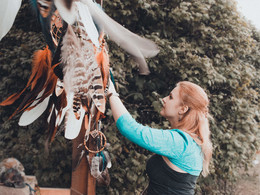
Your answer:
[107,79,128,122]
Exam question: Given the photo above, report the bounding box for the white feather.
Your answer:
[54,0,77,25]
[75,1,99,47]
[64,106,85,140]
[103,151,112,168]
[0,0,22,40]
[28,90,45,107]
[64,91,84,139]
[56,105,69,126]
[55,79,64,97]
[81,0,159,75]
[90,156,102,178]
[47,95,68,127]
[18,95,51,126]
[47,104,54,124]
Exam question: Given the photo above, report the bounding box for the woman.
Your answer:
[107,80,213,194]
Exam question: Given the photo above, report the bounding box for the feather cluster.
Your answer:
[0,46,56,122]
[0,0,159,183]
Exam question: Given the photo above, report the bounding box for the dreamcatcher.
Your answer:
[0,0,159,186]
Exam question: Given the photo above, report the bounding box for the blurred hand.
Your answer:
[106,79,119,99]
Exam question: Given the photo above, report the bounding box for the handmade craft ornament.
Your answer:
[60,21,106,139]
[0,0,159,181]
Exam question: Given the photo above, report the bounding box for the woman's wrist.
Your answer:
[107,91,119,100]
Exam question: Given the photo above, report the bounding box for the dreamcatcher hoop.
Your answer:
[84,130,107,153]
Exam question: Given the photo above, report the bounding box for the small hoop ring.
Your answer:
[84,131,107,154]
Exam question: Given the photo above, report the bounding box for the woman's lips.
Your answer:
[159,98,164,107]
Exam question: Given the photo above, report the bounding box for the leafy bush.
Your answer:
[0,0,259,194]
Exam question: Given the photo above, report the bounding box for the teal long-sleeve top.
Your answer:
[116,113,203,176]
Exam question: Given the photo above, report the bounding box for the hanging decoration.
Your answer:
[0,0,159,186]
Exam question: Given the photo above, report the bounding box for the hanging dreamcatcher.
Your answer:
[0,0,159,186]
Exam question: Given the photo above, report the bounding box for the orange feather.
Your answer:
[29,46,52,90]
[0,45,57,119]
[96,43,110,88]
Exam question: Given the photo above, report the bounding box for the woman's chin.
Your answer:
[160,110,164,117]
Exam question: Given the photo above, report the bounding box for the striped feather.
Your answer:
[89,155,103,178]
[61,24,105,115]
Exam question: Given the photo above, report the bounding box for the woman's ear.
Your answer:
[179,105,189,114]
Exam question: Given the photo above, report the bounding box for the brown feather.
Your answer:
[47,91,67,143]
[61,25,106,115]
[48,105,58,142]
[0,44,51,106]
[0,89,27,106]
[0,46,56,119]
[29,46,52,89]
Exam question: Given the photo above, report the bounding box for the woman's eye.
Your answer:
[169,95,173,99]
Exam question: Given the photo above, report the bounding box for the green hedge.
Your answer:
[0,0,259,194]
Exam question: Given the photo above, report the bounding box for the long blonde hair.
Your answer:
[176,81,213,177]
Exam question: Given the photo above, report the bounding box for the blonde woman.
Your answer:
[107,80,213,194]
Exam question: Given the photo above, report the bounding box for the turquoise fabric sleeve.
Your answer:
[116,113,203,176]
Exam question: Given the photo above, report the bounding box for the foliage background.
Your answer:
[0,0,259,194]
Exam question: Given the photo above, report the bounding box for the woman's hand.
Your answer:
[107,79,128,122]
[106,79,119,99]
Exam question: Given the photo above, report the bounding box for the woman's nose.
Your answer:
[162,97,166,103]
